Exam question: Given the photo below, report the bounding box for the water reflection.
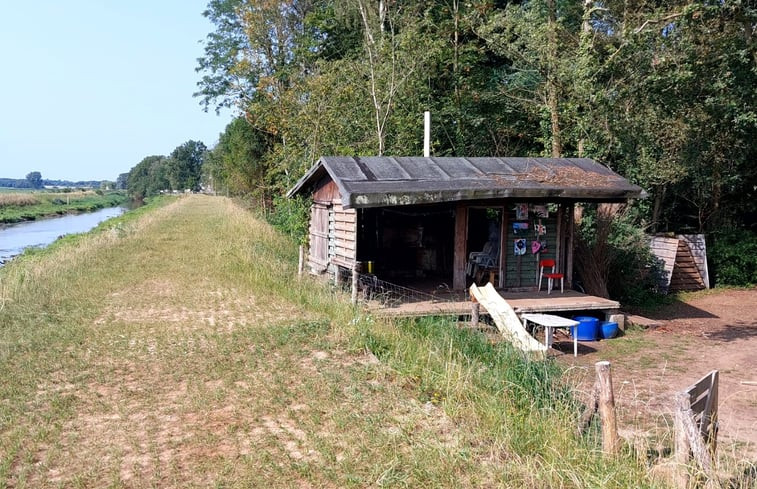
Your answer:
[0,207,126,265]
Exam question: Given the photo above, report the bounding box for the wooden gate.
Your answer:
[674,370,719,488]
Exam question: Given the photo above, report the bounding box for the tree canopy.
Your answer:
[125,141,208,199]
[194,0,754,233]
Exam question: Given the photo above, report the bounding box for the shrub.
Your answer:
[267,194,310,245]
[709,229,757,287]
[575,204,665,306]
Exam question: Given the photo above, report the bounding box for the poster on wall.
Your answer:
[514,238,527,256]
[535,223,546,236]
[533,205,548,218]
[512,222,529,234]
[515,203,529,220]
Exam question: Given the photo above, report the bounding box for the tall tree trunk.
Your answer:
[546,0,562,157]
[651,185,665,233]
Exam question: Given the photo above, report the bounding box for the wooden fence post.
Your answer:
[595,361,620,455]
[351,266,359,305]
[673,392,693,488]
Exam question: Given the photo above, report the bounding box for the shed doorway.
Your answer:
[466,207,504,286]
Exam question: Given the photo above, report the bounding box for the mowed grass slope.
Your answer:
[0,195,658,488]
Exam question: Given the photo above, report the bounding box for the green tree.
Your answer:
[127,155,169,199]
[25,171,43,189]
[115,173,129,190]
[206,117,270,201]
[167,140,207,191]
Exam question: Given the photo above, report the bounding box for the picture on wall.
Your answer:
[533,205,548,218]
[515,203,529,220]
[514,238,527,256]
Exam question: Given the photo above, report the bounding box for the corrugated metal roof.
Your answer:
[287,156,645,209]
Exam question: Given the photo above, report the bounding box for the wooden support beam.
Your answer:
[566,203,575,287]
[453,204,468,290]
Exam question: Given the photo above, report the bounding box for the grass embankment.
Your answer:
[0,190,127,223]
[0,195,660,487]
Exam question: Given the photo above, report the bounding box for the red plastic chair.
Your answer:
[538,259,564,294]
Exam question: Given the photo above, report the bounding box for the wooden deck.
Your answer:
[371,289,620,319]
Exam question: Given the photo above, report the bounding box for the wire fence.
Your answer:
[336,267,462,308]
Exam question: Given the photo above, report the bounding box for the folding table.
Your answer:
[520,313,580,357]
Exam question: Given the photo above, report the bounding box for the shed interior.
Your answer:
[357,204,456,286]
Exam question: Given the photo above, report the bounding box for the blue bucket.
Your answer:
[571,316,600,341]
[600,321,619,339]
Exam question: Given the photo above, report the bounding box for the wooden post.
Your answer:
[471,301,480,328]
[351,266,359,305]
[453,204,467,290]
[595,361,620,455]
[673,392,693,489]
[298,245,305,277]
[566,203,575,288]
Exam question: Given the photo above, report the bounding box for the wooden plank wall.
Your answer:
[649,235,708,292]
[308,179,357,274]
[504,206,558,290]
[649,236,678,292]
[679,234,710,288]
[308,203,329,272]
[331,199,357,268]
[670,240,706,291]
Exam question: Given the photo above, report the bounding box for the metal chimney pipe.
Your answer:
[423,111,430,157]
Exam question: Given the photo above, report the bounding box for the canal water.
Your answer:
[0,206,126,265]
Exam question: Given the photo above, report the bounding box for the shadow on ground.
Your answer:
[705,323,757,342]
[640,299,720,320]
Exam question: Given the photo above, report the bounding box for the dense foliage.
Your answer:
[125,140,208,199]
[195,0,755,236]
[709,229,757,287]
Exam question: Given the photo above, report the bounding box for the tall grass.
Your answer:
[0,193,40,206]
[0,195,666,487]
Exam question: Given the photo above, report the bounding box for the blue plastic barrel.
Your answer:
[571,316,600,341]
[600,321,619,339]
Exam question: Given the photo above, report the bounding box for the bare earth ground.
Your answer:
[556,288,757,463]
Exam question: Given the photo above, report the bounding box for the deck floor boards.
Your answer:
[370,290,619,318]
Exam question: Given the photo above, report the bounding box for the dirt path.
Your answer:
[558,288,757,462]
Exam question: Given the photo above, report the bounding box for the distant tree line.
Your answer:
[194,0,754,234]
[0,172,108,190]
[124,140,208,200]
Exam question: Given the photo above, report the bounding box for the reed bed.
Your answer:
[0,193,40,207]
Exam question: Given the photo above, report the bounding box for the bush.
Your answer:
[267,194,310,245]
[709,229,757,287]
[575,204,665,306]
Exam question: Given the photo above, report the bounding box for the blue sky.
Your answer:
[0,1,232,182]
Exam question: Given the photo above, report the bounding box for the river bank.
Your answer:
[0,189,128,224]
[0,205,127,265]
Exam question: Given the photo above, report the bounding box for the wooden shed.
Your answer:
[288,156,644,293]
[649,234,710,293]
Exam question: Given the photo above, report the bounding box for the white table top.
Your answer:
[521,313,579,327]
